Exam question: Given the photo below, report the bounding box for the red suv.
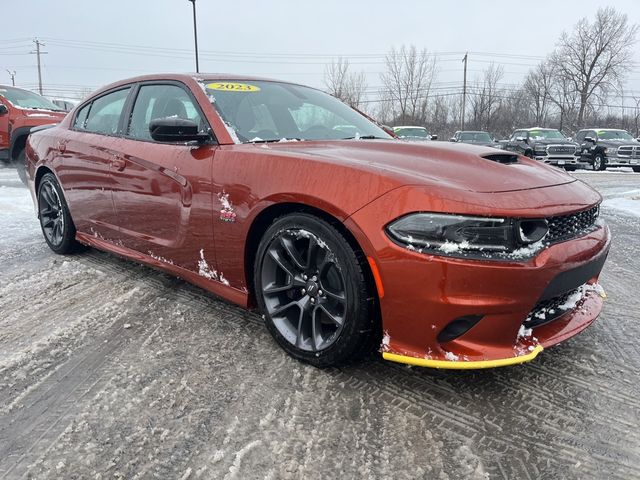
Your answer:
[0,85,66,181]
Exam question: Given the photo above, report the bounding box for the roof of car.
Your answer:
[459,130,489,134]
[87,73,310,99]
[523,127,555,131]
[393,125,427,129]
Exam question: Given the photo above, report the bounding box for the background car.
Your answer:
[26,74,609,370]
[575,128,640,172]
[0,85,66,183]
[450,130,500,147]
[392,125,437,141]
[503,127,582,170]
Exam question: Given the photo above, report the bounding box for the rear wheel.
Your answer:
[37,173,79,254]
[254,213,374,367]
[633,166,640,173]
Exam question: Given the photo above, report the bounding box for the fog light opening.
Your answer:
[437,315,483,343]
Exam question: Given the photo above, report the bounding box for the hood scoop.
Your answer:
[482,153,519,164]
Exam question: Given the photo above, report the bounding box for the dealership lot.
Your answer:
[0,166,639,479]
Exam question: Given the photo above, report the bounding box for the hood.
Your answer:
[251,140,575,193]
[16,107,66,120]
[598,139,640,147]
[530,138,578,146]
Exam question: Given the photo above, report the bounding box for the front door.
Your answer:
[110,82,218,272]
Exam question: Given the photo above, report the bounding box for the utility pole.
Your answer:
[187,0,200,73]
[30,39,47,95]
[461,53,468,130]
[6,70,16,86]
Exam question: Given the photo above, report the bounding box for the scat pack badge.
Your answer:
[218,191,236,223]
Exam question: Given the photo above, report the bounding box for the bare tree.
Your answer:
[469,63,504,131]
[523,62,553,126]
[324,58,368,109]
[552,6,638,127]
[380,45,437,124]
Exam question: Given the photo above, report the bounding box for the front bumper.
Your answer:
[603,155,640,168]
[534,154,584,167]
[347,186,610,368]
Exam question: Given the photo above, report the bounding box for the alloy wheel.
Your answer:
[39,180,65,247]
[260,229,347,352]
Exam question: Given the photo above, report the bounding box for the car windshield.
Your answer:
[200,80,390,143]
[597,130,634,141]
[0,86,63,111]
[528,129,565,140]
[460,132,492,142]
[394,127,429,138]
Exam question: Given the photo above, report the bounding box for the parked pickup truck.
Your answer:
[0,85,66,182]
[575,128,640,172]
[503,127,582,170]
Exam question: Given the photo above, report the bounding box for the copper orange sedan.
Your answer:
[25,74,610,368]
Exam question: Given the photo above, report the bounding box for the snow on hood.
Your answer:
[250,140,576,193]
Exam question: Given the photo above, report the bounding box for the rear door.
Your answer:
[110,81,218,271]
[59,87,132,240]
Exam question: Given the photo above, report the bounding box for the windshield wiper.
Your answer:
[249,138,303,143]
[341,135,385,140]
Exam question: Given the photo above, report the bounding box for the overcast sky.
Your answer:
[2,0,640,109]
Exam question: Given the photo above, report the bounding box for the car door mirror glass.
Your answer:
[149,117,210,143]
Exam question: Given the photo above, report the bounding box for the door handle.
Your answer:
[112,156,126,171]
[57,141,66,153]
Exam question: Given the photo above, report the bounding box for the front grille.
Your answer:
[524,288,581,328]
[545,206,599,244]
[617,145,640,158]
[547,145,576,155]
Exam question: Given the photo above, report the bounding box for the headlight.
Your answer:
[385,213,549,259]
[534,145,547,154]
[602,147,609,155]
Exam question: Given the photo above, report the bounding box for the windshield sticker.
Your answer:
[206,82,260,92]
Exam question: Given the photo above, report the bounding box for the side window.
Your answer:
[84,88,131,135]
[575,131,585,143]
[73,103,91,130]
[511,131,521,141]
[127,84,204,141]
[589,130,598,141]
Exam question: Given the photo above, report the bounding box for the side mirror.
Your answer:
[0,104,8,115]
[450,137,457,142]
[430,134,438,141]
[584,136,595,144]
[149,117,210,143]
[516,136,527,143]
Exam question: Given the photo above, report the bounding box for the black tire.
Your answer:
[593,154,606,171]
[254,213,374,367]
[13,148,28,185]
[564,165,576,171]
[37,173,79,254]
[633,166,640,173]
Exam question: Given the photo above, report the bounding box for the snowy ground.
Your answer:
[0,165,639,479]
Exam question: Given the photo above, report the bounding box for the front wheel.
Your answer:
[593,154,606,171]
[254,213,374,367]
[37,173,79,254]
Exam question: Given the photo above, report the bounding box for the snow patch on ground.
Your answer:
[602,189,640,217]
